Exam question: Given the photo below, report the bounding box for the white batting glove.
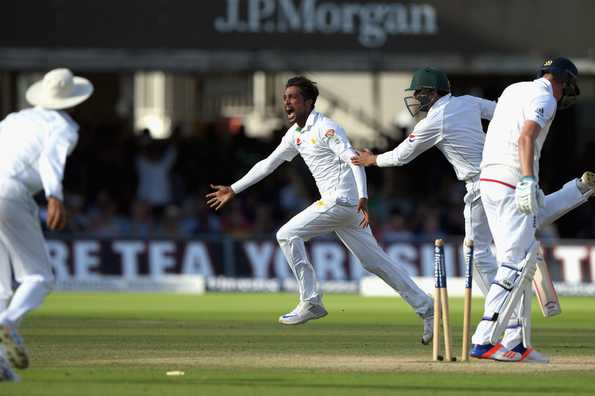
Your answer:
[515,176,545,215]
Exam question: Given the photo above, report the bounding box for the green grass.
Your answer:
[2,293,595,395]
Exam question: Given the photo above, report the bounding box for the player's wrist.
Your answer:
[520,176,536,182]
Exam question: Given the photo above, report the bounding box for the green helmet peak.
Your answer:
[406,68,450,93]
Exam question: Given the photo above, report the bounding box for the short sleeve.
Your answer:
[525,95,556,128]
[477,97,497,120]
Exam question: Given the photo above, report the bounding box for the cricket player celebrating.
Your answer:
[0,69,93,381]
[352,67,594,351]
[207,76,434,340]
[471,57,584,363]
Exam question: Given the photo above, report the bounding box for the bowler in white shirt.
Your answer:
[207,76,434,342]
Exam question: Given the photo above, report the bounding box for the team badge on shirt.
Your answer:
[408,132,416,142]
[296,137,302,145]
[325,129,335,137]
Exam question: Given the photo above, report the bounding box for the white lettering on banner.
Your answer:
[113,241,144,280]
[214,0,438,48]
[421,244,434,278]
[386,243,418,276]
[46,240,70,280]
[182,242,215,277]
[244,241,274,279]
[313,242,346,280]
[41,238,595,286]
[554,246,589,284]
[249,0,275,32]
[443,244,456,277]
[74,241,100,280]
[149,242,176,279]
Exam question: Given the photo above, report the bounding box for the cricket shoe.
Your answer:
[577,171,595,195]
[493,343,549,363]
[278,301,328,325]
[0,324,29,369]
[0,347,20,382]
[470,343,507,360]
[421,314,433,345]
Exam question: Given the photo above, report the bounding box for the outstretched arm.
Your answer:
[352,121,441,168]
[206,137,297,211]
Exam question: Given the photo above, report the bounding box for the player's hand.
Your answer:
[47,196,67,231]
[515,176,545,215]
[206,184,236,211]
[356,198,369,228]
[351,149,376,167]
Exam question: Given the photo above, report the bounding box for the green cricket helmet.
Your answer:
[404,68,451,117]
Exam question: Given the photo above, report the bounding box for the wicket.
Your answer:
[461,239,474,361]
[432,238,474,362]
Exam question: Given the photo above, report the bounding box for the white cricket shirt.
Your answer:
[232,111,366,206]
[0,107,79,201]
[376,94,495,181]
[481,78,557,185]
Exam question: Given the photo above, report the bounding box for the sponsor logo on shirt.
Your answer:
[536,107,546,122]
[310,137,317,145]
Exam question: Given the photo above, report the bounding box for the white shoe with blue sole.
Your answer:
[279,301,328,325]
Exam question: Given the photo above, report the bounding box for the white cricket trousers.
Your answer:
[0,195,54,327]
[472,179,590,348]
[276,199,433,319]
[465,178,589,295]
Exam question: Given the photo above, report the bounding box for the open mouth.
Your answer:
[285,107,296,122]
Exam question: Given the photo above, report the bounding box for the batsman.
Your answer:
[471,57,585,362]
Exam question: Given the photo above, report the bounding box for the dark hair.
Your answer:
[286,76,319,108]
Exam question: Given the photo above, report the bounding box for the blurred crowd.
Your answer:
[51,119,595,241]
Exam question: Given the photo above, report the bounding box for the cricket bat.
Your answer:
[533,251,561,317]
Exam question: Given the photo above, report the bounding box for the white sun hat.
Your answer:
[26,68,94,110]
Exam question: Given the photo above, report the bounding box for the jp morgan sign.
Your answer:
[215,0,438,48]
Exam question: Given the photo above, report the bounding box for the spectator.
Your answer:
[135,138,177,216]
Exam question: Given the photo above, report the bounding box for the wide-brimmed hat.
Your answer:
[26,68,94,110]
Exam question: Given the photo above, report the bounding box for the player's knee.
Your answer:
[21,274,55,292]
[276,226,296,244]
[276,228,288,244]
[474,248,497,272]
